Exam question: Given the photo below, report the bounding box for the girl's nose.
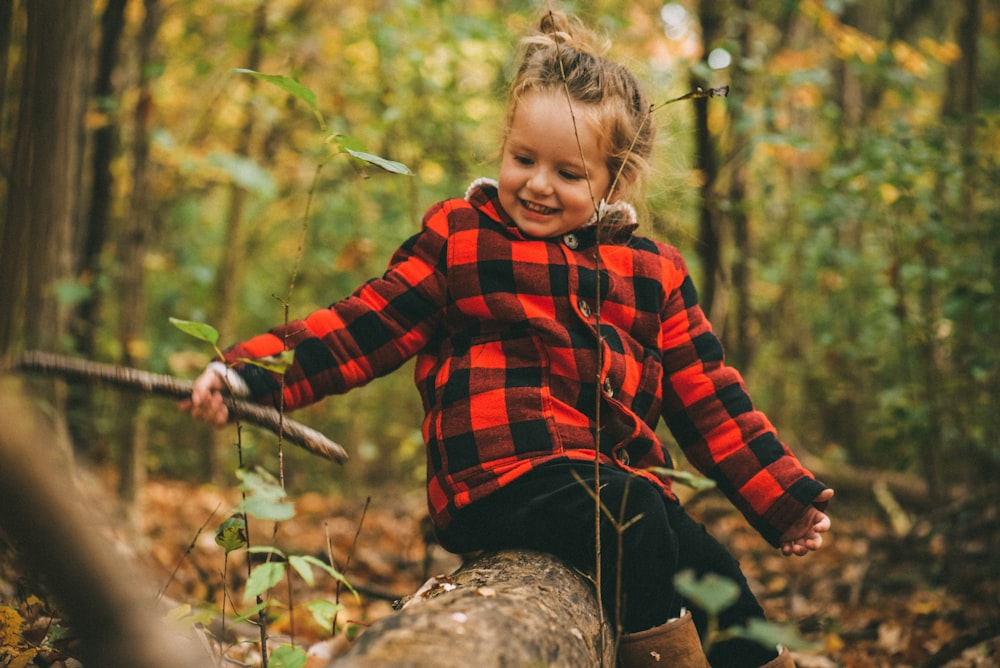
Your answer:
[526,169,554,195]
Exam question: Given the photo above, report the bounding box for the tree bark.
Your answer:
[691,0,725,323]
[115,0,163,513]
[0,0,92,465]
[330,550,616,667]
[0,0,90,356]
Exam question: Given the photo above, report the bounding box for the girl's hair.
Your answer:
[505,10,655,226]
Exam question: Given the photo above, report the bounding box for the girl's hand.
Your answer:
[177,366,231,428]
[778,488,834,557]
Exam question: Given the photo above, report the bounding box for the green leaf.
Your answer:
[330,134,413,175]
[207,152,278,198]
[674,570,740,616]
[245,562,286,602]
[234,69,325,129]
[238,350,295,374]
[232,600,268,624]
[248,545,287,559]
[240,495,296,522]
[306,599,343,630]
[54,279,92,307]
[288,555,316,587]
[729,617,819,651]
[342,148,413,175]
[649,467,717,491]
[237,468,296,521]
[169,317,220,346]
[298,555,358,600]
[237,467,284,499]
[165,602,217,628]
[214,513,247,553]
[268,644,308,668]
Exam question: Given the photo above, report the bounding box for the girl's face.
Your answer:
[498,90,611,239]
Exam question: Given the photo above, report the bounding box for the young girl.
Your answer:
[183,10,832,667]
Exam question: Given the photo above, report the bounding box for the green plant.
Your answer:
[674,570,817,654]
[211,468,357,668]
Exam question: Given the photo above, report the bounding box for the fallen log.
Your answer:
[0,378,213,668]
[329,550,616,667]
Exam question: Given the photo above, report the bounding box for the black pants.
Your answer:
[437,461,779,667]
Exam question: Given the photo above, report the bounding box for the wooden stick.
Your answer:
[5,350,348,464]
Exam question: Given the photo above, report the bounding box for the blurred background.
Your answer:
[2,2,999,665]
[0,0,996,515]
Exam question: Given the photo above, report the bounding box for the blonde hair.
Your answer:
[505,10,655,225]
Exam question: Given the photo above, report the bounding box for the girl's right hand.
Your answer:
[177,366,231,428]
[778,488,835,557]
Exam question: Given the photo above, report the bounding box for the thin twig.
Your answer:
[331,496,370,635]
[155,502,222,604]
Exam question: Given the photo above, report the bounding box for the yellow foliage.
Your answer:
[801,0,884,63]
[418,160,445,186]
[0,605,37,668]
[6,648,39,668]
[769,47,824,75]
[892,41,929,77]
[789,83,823,109]
[824,632,845,653]
[918,37,962,66]
[879,183,901,205]
[0,606,24,646]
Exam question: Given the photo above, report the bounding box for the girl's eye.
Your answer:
[515,155,533,166]
[560,170,583,181]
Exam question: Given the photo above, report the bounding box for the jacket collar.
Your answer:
[464,177,638,244]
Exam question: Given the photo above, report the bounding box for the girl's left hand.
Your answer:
[778,488,835,557]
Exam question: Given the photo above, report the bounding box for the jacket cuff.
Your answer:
[756,476,830,547]
[206,361,250,397]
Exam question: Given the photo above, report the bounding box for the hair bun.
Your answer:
[534,9,609,58]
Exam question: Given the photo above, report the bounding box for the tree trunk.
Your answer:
[0,0,91,465]
[0,0,90,356]
[726,0,754,370]
[330,550,616,667]
[67,0,129,461]
[692,0,726,323]
[0,378,212,668]
[116,0,162,513]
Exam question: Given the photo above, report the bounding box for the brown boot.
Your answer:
[618,610,709,667]
[758,647,795,667]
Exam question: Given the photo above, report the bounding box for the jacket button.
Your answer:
[616,449,630,466]
[563,233,579,249]
[602,377,614,398]
[578,299,592,318]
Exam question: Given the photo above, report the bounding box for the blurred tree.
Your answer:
[67,0,129,461]
[0,0,92,466]
[116,0,163,513]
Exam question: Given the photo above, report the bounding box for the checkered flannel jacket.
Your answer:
[223,179,827,546]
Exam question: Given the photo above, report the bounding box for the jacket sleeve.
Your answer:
[658,250,828,547]
[221,202,451,411]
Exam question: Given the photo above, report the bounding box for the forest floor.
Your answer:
[2,468,998,667]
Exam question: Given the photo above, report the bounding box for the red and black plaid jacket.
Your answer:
[223,179,827,546]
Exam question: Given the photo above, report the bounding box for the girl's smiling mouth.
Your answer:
[521,199,559,215]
